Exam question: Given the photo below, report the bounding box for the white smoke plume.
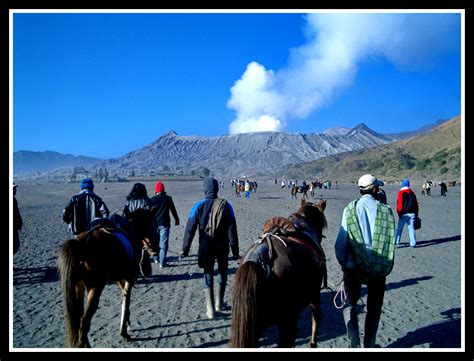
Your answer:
[227,13,459,134]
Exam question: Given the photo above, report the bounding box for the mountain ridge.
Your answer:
[13,117,458,180]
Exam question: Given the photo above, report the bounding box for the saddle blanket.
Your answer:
[113,231,134,261]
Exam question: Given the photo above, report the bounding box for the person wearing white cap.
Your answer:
[334,174,396,348]
[13,183,23,255]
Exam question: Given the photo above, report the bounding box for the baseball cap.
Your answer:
[358,174,384,190]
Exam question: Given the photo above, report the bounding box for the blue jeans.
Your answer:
[155,226,170,266]
[396,213,417,247]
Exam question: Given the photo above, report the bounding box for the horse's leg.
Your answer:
[277,313,299,347]
[309,298,322,348]
[118,279,133,342]
[79,283,105,348]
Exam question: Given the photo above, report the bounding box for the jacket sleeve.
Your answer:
[169,198,180,225]
[182,205,199,256]
[396,191,403,216]
[334,208,353,269]
[226,202,239,257]
[62,198,73,224]
[123,202,131,219]
[413,193,419,216]
[100,199,110,218]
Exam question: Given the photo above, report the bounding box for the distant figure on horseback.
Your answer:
[291,182,309,200]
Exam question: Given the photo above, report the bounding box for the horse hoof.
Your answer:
[121,333,132,343]
[310,342,317,348]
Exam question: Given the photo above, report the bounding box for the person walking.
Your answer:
[149,181,180,268]
[62,177,110,235]
[13,183,23,255]
[122,182,154,277]
[395,179,419,248]
[123,182,152,218]
[440,181,448,196]
[180,177,239,319]
[335,174,396,348]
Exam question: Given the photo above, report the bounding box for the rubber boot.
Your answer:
[204,288,215,319]
[215,283,227,312]
[363,313,380,348]
[343,305,361,348]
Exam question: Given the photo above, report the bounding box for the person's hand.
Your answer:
[232,254,240,261]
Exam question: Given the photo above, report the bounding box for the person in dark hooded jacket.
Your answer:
[181,177,239,319]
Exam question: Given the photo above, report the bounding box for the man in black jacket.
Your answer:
[63,178,110,235]
[149,181,180,267]
[181,177,239,319]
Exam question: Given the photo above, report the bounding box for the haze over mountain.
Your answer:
[13,151,102,175]
[280,115,461,183]
[13,117,455,181]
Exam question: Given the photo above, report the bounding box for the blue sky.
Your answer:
[12,11,462,159]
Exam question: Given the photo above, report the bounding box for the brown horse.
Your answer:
[57,209,154,348]
[229,199,327,348]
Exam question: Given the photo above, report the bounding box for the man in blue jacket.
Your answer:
[181,177,239,319]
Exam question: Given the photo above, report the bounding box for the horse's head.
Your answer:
[297,199,328,240]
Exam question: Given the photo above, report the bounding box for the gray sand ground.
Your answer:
[11,180,463,350]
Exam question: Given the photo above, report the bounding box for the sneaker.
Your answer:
[151,256,159,264]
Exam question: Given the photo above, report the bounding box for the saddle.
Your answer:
[245,216,327,287]
[264,216,325,268]
[87,215,137,261]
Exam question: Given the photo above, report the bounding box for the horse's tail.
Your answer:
[229,261,262,348]
[58,238,84,347]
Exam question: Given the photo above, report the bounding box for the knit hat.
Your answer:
[401,179,410,188]
[155,181,165,193]
[358,174,384,190]
[80,177,94,190]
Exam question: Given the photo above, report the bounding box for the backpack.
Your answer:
[204,198,227,238]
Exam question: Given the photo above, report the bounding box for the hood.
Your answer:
[203,177,219,199]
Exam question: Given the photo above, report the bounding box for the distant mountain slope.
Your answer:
[98,124,399,178]
[13,116,459,181]
[13,150,102,175]
[280,115,461,183]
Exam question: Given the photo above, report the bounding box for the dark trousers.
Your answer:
[203,253,228,289]
[343,268,386,348]
[13,230,20,254]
